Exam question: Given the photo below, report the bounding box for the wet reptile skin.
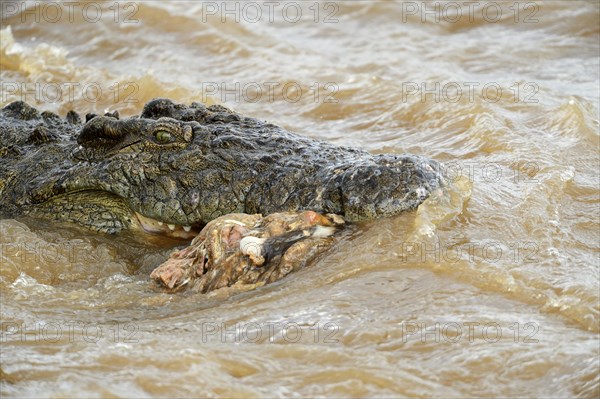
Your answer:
[0,98,445,234]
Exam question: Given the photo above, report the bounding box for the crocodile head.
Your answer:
[2,99,445,237]
[23,112,227,238]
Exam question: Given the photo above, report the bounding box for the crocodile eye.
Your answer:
[155,130,173,144]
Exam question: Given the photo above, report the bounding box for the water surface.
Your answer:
[1,1,599,397]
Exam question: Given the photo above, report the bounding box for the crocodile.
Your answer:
[0,98,445,239]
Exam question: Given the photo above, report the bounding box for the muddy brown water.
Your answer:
[1,1,599,397]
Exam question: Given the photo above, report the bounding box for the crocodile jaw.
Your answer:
[134,211,199,239]
[26,189,201,238]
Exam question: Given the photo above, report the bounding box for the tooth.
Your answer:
[167,224,175,230]
[183,226,191,232]
[157,221,163,226]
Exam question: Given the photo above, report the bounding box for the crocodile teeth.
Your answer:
[134,212,199,239]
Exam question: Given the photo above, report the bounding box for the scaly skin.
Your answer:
[0,98,445,237]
